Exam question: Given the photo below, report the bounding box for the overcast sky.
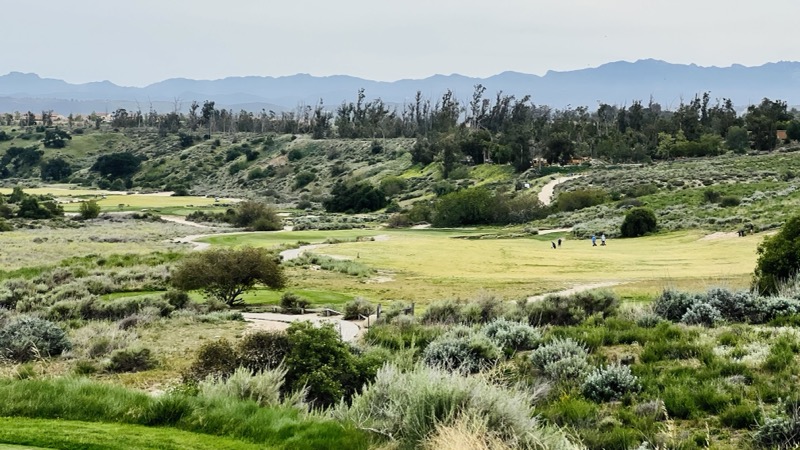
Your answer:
[5,0,799,86]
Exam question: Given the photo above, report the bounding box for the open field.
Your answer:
[202,228,761,302]
[0,219,198,272]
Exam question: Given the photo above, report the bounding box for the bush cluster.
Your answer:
[482,318,541,354]
[581,364,640,402]
[421,294,509,325]
[0,316,71,362]
[652,287,800,325]
[530,338,592,383]
[422,329,502,373]
[338,364,572,449]
[524,290,619,326]
[343,297,375,320]
[185,323,385,408]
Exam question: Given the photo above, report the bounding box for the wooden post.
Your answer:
[376,304,382,320]
[411,302,415,316]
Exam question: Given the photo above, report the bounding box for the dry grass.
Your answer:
[0,219,197,270]
[423,415,514,450]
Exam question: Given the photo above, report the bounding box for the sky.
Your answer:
[4,0,800,87]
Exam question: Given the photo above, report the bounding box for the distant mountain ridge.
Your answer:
[1,59,800,115]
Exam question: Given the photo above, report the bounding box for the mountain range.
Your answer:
[1,59,799,115]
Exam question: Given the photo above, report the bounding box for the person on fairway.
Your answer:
[591,234,597,246]
[601,233,606,246]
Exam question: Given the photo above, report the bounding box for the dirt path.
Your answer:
[538,175,584,206]
[526,281,623,303]
[279,243,330,261]
[161,215,215,228]
[242,312,361,342]
[538,227,573,235]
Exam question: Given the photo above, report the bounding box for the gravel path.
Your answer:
[538,175,584,205]
[242,312,361,342]
[161,215,215,228]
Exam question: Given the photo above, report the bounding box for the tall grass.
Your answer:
[338,364,576,449]
[286,253,374,277]
[0,377,369,450]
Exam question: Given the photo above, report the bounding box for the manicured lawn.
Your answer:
[203,228,762,302]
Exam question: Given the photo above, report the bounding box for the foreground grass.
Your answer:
[0,378,369,450]
[0,417,264,450]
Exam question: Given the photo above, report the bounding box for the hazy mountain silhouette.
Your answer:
[1,59,799,114]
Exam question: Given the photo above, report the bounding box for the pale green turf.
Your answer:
[201,228,762,302]
[0,417,264,450]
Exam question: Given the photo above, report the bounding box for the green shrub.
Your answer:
[432,187,496,227]
[720,402,761,429]
[324,181,387,213]
[343,297,374,320]
[555,189,607,212]
[525,290,619,326]
[530,337,592,382]
[387,213,411,228]
[542,396,599,427]
[237,331,290,373]
[663,386,698,419]
[754,215,800,295]
[163,289,190,309]
[184,339,239,382]
[338,364,571,449]
[79,200,101,219]
[652,289,701,321]
[422,332,502,374]
[703,189,722,204]
[620,207,657,237]
[482,319,540,354]
[199,366,291,408]
[294,171,316,190]
[421,295,508,325]
[681,301,722,326]
[581,364,640,402]
[635,313,662,328]
[763,336,799,372]
[106,347,156,373]
[284,321,362,407]
[0,316,71,362]
[379,176,407,197]
[280,292,310,313]
[754,415,800,449]
[232,200,281,231]
[719,195,741,207]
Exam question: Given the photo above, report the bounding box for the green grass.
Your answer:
[0,378,370,450]
[241,288,354,306]
[470,164,515,185]
[59,194,236,212]
[207,228,762,302]
[0,417,264,450]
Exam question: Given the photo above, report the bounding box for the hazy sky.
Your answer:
[5,0,799,86]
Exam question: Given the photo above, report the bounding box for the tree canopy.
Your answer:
[171,247,286,306]
[753,215,800,295]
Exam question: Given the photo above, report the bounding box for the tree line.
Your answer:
[3,89,799,174]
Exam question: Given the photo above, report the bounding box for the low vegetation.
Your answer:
[3,103,800,448]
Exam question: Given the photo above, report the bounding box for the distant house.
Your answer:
[777,130,788,141]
